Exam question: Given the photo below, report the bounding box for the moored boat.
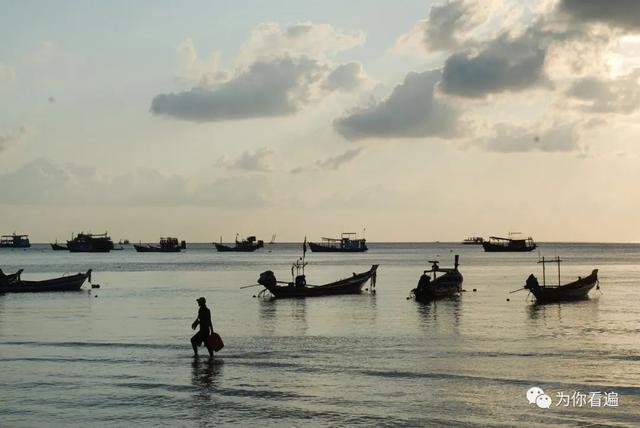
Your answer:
[0,269,92,293]
[215,235,264,252]
[0,233,31,248]
[134,237,186,252]
[0,268,24,285]
[308,232,368,252]
[411,255,463,301]
[519,256,599,303]
[51,240,69,251]
[67,232,114,253]
[482,233,536,252]
[462,236,484,245]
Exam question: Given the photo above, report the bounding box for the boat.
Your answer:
[0,268,24,285]
[462,236,484,245]
[268,234,276,245]
[482,233,536,252]
[51,240,69,251]
[518,256,599,303]
[134,237,186,252]
[308,232,368,252]
[67,232,114,253]
[215,235,264,252]
[411,255,463,301]
[256,264,378,298]
[0,269,92,293]
[118,239,130,245]
[0,233,31,248]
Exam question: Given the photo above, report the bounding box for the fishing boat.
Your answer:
[0,269,92,293]
[51,240,69,251]
[256,264,378,298]
[67,232,114,253]
[411,255,463,301]
[462,236,484,245]
[482,233,536,252]
[0,233,31,248]
[308,232,368,252]
[518,256,599,303]
[215,235,264,252]
[134,237,186,252]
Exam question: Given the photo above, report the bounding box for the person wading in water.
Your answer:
[191,297,214,357]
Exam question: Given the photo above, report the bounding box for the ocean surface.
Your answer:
[1,242,639,427]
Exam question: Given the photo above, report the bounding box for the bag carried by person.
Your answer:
[207,332,224,352]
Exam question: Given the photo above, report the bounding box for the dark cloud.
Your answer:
[333,70,459,140]
[566,71,640,114]
[483,122,579,153]
[559,0,640,31]
[440,29,551,98]
[324,62,366,92]
[151,56,324,122]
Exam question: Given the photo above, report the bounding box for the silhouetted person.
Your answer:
[525,274,540,291]
[191,297,214,357]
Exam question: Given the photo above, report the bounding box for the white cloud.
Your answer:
[566,70,640,114]
[324,62,368,92]
[483,121,580,152]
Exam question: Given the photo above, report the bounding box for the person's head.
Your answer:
[196,297,206,307]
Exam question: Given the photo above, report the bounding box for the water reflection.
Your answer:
[191,356,222,391]
[415,297,462,333]
[258,298,308,335]
[526,297,601,323]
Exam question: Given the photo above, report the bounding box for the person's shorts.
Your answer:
[191,330,209,346]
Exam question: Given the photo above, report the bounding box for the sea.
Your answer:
[1,242,639,427]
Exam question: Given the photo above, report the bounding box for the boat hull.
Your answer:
[259,265,378,298]
[0,270,91,293]
[215,243,262,252]
[482,242,536,252]
[51,243,69,251]
[308,242,368,253]
[134,244,181,253]
[528,270,598,303]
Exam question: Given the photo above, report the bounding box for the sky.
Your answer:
[1,0,640,243]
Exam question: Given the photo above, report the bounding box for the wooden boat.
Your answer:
[482,233,536,252]
[215,235,264,252]
[411,255,463,301]
[257,264,378,298]
[462,236,483,245]
[0,270,92,293]
[67,232,114,253]
[51,240,69,251]
[520,257,598,303]
[134,237,185,253]
[0,268,24,285]
[0,233,31,248]
[308,232,368,252]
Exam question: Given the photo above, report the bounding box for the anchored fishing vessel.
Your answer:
[215,235,264,252]
[0,233,31,248]
[308,232,368,252]
[67,232,114,253]
[482,233,536,252]
[411,255,463,301]
[134,237,186,253]
[462,236,484,245]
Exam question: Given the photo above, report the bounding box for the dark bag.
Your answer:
[207,332,224,352]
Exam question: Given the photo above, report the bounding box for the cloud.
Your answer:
[566,70,640,114]
[559,0,640,31]
[333,70,459,140]
[396,0,491,53]
[216,148,274,172]
[316,148,363,170]
[0,127,27,152]
[0,63,16,82]
[440,27,552,98]
[324,62,368,92]
[483,121,580,152]
[0,159,274,207]
[151,56,325,121]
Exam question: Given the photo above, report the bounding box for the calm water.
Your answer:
[1,243,639,427]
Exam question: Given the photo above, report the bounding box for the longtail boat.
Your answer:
[411,255,463,301]
[0,268,24,285]
[0,270,92,293]
[515,257,599,303]
[134,237,185,252]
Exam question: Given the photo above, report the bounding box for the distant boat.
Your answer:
[462,236,484,245]
[67,232,114,253]
[411,255,463,301]
[0,233,31,248]
[268,234,276,245]
[134,237,186,253]
[118,239,130,245]
[520,256,599,303]
[215,235,264,252]
[256,264,378,299]
[0,269,92,293]
[51,240,69,251]
[482,233,536,252]
[308,232,368,253]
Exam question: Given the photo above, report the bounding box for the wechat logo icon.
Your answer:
[527,387,552,409]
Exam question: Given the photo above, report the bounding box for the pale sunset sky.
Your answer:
[1,0,640,242]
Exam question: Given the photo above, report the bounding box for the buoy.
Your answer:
[462,289,467,292]
[91,284,100,289]
[506,298,510,302]
[473,288,477,292]
[252,295,256,298]
[94,295,98,298]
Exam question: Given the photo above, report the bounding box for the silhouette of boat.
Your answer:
[462,236,483,245]
[411,255,463,301]
[308,232,368,252]
[51,240,68,251]
[134,237,186,252]
[0,268,24,285]
[482,233,536,252]
[67,232,114,253]
[520,256,599,303]
[215,235,264,252]
[0,269,92,293]
[257,264,378,298]
[0,233,31,248]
